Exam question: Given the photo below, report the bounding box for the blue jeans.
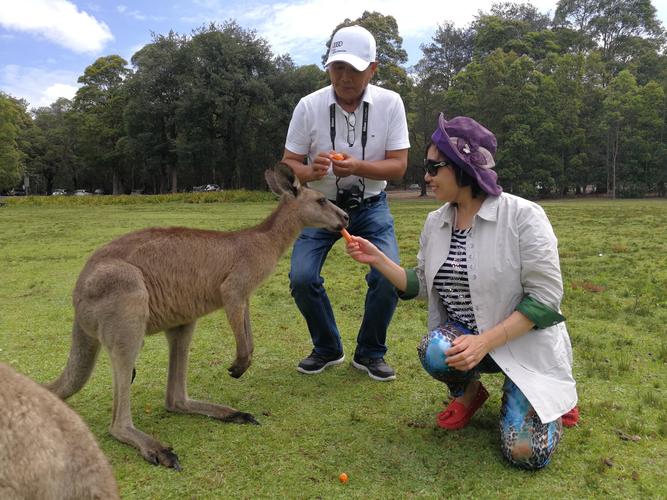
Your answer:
[289,192,399,359]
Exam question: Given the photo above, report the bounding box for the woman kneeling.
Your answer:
[346,113,578,469]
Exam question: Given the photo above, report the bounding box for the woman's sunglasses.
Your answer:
[423,159,451,177]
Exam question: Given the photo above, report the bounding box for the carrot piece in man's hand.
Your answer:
[330,152,345,161]
[340,228,353,243]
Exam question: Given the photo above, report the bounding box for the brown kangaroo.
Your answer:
[46,164,349,470]
[0,363,119,499]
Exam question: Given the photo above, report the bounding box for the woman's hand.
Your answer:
[345,236,383,266]
[346,235,408,291]
[445,334,492,371]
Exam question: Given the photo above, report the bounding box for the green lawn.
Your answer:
[1,196,666,498]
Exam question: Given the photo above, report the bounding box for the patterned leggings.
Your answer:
[418,324,563,470]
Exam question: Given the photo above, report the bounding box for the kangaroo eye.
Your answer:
[317,198,327,206]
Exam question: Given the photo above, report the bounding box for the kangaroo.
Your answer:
[46,163,349,470]
[0,363,120,499]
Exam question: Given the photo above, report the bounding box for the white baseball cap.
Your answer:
[325,25,377,71]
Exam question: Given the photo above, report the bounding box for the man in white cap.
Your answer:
[282,25,410,381]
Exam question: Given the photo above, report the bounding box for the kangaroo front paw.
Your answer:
[144,447,182,471]
[228,358,251,378]
[223,411,260,425]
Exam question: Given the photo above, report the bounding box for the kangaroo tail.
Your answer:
[46,320,101,399]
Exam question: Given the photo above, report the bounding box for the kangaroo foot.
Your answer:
[144,446,181,471]
[227,358,250,378]
[222,411,260,425]
[165,398,260,425]
[110,424,182,471]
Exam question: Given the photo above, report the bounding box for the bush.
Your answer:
[0,190,276,206]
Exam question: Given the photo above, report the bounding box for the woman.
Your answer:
[346,114,578,469]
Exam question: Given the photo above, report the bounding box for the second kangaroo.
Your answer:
[47,164,349,470]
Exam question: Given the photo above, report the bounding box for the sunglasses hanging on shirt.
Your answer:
[329,102,368,159]
[329,101,369,210]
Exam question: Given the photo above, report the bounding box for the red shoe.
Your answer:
[562,406,579,428]
[437,383,489,430]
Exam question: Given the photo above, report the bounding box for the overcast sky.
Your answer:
[2,0,666,109]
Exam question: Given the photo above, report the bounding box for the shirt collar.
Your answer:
[477,195,499,222]
[436,195,500,228]
[327,84,374,110]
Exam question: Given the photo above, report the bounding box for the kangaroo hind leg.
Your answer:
[102,316,181,470]
[164,322,258,425]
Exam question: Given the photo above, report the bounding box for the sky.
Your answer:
[2,0,667,110]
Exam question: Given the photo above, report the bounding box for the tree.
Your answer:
[0,93,30,192]
[472,2,552,58]
[536,53,589,195]
[181,22,281,189]
[415,22,474,93]
[22,98,83,194]
[625,79,665,195]
[74,55,131,194]
[126,31,188,193]
[554,0,663,65]
[603,69,640,197]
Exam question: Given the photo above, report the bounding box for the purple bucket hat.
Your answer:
[431,113,502,196]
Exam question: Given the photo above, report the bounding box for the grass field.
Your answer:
[1,195,666,498]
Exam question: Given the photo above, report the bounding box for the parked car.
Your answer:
[408,183,420,190]
[204,184,222,192]
[93,188,105,195]
[73,189,91,196]
[52,189,68,196]
[8,189,26,196]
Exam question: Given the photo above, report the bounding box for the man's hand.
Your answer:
[311,152,332,180]
[330,152,358,178]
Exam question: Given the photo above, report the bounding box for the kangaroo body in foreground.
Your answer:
[0,363,119,499]
[46,164,349,470]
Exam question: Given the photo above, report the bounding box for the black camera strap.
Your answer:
[330,101,368,196]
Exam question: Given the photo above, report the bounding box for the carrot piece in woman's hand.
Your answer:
[340,228,353,243]
[330,152,345,161]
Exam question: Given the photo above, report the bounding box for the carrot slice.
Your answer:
[330,152,345,161]
[340,228,353,243]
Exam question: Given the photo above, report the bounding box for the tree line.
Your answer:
[1,0,666,199]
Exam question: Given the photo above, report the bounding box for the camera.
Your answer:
[336,184,363,211]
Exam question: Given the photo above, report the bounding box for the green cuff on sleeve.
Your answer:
[516,295,566,328]
[397,268,419,300]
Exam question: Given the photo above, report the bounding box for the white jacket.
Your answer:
[412,193,577,423]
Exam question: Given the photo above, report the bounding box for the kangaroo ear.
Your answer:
[265,163,301,198]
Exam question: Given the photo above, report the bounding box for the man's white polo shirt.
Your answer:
[285,84,410,200]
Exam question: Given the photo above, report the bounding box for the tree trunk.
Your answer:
[610,128,619,199]
[606,130,611,196]
[112,170,120,195]
[171,168,178,194]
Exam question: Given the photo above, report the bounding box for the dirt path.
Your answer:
[386,189,434,200]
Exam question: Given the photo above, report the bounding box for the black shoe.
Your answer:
[297,350,345,374]
[351,356,396,381]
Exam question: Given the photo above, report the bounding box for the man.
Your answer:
[282,25,410,381]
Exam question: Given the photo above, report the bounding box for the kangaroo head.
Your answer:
[265,163,349,232]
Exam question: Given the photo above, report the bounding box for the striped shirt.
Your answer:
[433,228,478,332]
